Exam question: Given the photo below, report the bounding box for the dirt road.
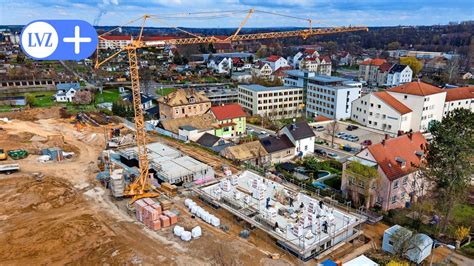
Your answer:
[0,115,293,265]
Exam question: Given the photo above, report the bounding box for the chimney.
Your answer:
[384,134,390,140]
[408,132,413,141]
[381,139,385,146]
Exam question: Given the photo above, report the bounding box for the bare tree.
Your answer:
[325,121,339,148]
[446,56,460,83]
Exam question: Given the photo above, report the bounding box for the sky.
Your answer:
[1,0,473,28]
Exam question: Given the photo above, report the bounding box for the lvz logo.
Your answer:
[27,32,54,47]
[21,20,98,60]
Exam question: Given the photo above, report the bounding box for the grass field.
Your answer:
[155,87,176,96]
[95,89,120,104]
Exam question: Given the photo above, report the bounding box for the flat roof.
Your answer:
[239,84,301,92]
[198,170,364,257]
[285,70,348,83]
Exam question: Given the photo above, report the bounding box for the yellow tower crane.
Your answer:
[95,9,368,204]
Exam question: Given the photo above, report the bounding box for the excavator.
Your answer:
[94,9,368,204]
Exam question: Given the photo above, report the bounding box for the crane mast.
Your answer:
[95,10,368,203]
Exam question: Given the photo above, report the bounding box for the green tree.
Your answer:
[400,57,423,77]
[25,93,35,107]
[387,41,401,50]
[421,109,474,234]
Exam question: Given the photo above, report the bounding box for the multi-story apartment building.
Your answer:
[284,70,362,120]
[158,89,211,119]
[342,132,428,211]
[358,58,387,86]
[238,84,304,119]
[442,86,474,116]
[299,55,332,76]
[386,64,413,86]
[351,81,446,133]
[98,36,132,50]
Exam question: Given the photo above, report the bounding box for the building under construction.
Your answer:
[196,170,366,261]
[113,142,215,185]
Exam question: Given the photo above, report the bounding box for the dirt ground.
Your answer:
[0,113,294,265]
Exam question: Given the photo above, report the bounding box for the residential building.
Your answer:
[210,104,246,138]
[358,58,388,86]
[123,93,154,111]
[342,132,428,211]
[386,64,413,86]
[336,51,353,66]
[207,56,232,74]
[159,113,216,135]
[442,86,474,116]
[279,121,315,157]
[220,141,269,167]
[158,89,211,119]
[299,55,332,76]
[351,91,413,135]
[284,70,362,120]
[238,84,304,119]
[259,135,295,164]
[352,81,446,133]
[387,82,446,132]
[292,49,320,68]
[196,133,232,152]
[98,36,132,50]
[264,55,288,71]
[375,62,392,87]
[54,82,81,102]
[251,62,273,78]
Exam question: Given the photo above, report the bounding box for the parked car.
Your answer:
[327,153,340,160]
[313,125,325,131]
[348,136,359,142]
[315,148,327,156]
[361,140,372,146]
[336,132,347,138]
[346,125,359,131]
[259,131,267,135]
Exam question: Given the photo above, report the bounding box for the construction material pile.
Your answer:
[134,198,178,230]
[184,198,220,227]
[173,225,202,242]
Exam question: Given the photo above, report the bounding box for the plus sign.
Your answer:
[63,26,92,54]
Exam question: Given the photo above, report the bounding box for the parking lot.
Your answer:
[311,120,386,153]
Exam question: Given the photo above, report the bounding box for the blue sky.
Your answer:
[1,0,473,27]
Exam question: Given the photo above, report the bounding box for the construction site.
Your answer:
[5,9,462,266]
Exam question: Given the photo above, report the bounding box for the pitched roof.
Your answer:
[373,91,412,115]
[360,58,387,66]
[443,86,474,102]
[388,81,444,96]
[196,133,221,147]
[266,55,282,62]
[210,104,246,120]
[378,62,393,72]
[366,132,427,181]
[389,64,409,74]
[160,113,216,133]
[319,55,331,63]
[283,121,315,140]
[158,89,210,106]
[222,141,268,161]
[260,135,295,153]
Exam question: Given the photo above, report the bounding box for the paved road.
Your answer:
[314,143,351,162]
[246,124,276,136]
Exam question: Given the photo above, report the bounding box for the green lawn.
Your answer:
[156,87,176,96]
[95,89,120,104]
[26,91,56,107]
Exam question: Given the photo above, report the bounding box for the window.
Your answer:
[393,180,399,189]
[403,176,408,185]
[404,95,407,99]
[304,145,308,151]
[391,195,398,203]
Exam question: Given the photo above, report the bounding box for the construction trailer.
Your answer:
[196,170,366,261]
[116,142,215,185]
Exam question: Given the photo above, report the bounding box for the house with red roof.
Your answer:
[358,58,388,85]
[442,86,474,116]
[351,81,447,134]
[342,132,429,210]
[299,55,332,76]
[210,104,246,138]
[263,55,289,71]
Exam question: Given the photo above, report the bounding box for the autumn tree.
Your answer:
[72,90,92,105]
[387,41,401,50]
[421,109,474,234]
[400,57,423,77]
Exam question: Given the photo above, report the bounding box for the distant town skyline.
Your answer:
[1,0,473,28]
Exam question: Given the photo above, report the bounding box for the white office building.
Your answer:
[238,84,304,119]
[284,70,362,120]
